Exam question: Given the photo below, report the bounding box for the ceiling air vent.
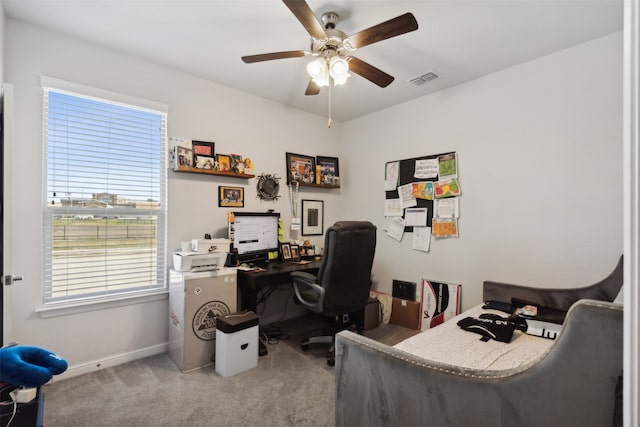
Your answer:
[408,71,440,87]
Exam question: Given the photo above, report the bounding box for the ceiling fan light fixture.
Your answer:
[329,56,350,81]
[307,57,327,77]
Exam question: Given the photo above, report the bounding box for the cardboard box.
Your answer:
[420,280,461,331]
[191,238,231,254]
[390,297,421,330]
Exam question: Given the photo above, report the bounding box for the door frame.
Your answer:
[1,83,14,345]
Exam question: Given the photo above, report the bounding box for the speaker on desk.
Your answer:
[353,297,382,331]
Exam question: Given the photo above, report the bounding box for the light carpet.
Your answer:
[42,341,334,427]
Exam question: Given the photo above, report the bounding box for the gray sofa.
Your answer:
[335,257,623,427]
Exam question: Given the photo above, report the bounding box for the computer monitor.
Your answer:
[232,212,280,263]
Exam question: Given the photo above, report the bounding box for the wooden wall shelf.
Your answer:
[174,165,255,179]
[296,182,340,189]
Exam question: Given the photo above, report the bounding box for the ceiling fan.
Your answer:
[241,0,419,97]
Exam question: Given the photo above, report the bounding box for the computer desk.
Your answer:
[236,258,322,313]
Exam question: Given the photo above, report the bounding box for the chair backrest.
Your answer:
[316,221,377,314]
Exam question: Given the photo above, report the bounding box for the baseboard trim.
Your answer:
[53,342,169,382]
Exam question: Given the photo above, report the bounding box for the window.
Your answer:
[43,81,168,305]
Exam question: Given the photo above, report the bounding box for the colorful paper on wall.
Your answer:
[438,153,458,180]
[432,218,458,237]
[412,181,434,200]
[434,178,461,198]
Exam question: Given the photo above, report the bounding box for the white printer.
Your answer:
[173,251,228,272]
[173,238,231,272]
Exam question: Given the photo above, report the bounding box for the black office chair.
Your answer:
[291,221,377,366]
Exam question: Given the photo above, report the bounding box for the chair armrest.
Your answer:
[291,271,325,308]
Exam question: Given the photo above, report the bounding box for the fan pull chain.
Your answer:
[327,77,333,128]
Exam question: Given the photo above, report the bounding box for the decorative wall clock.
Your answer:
[256,174,281,201]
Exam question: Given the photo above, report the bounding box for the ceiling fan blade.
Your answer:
[242,50,308,63]
[282,0,327,41]
[305,79,321,96]
[344,13,418,50]
[348,57,394,88]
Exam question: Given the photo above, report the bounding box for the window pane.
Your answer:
[44,89,167,304]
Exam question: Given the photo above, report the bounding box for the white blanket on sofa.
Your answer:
[393,304,554,371]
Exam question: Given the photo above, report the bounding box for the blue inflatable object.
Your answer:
[0,345,68,388]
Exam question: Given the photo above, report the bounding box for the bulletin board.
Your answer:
[383,151,460,249]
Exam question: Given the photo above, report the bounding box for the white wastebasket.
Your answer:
[215,311,259,377]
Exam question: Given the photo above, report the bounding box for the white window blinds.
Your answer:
[43,86,168,304]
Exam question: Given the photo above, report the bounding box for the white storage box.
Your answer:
[168,269,237,373]
[215,311,259,377]
[192,238,231,254]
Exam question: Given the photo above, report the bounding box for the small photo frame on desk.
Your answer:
[302,199,324,236]
[280,242,292,260]
[218,186,244,208]
[290,245,300,261]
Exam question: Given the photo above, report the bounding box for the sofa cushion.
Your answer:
[393,304,553,370]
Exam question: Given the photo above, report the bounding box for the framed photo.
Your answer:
[230,154,244,174]
[218,186,244,208]
[290,245,300,261]
[192,140,215,169]
[280,242,292,260]
[174,146,193,169]
[302,199,324,236]
[286,152,316,184]
[217,154,231,172]
[316,156,340,186]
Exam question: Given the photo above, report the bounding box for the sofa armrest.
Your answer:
[335,299,622,427]
[482,255,623,310]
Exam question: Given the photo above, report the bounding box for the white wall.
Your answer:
[5,19,342,374]
[0,2,5,83]
[343,32,623,310]
[5,16,624,374]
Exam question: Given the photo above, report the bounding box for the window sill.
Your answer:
[35,291,168,319]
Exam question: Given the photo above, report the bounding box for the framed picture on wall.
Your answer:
[316,156,340,187]
[218,186,244,208]
[285,152,316,184]
[302,199,324,236]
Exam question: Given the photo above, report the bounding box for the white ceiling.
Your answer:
[3,0,623,122]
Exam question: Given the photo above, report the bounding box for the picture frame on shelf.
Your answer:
[285,152,316,184]
[280,242,292,260]
[218,186,244,208]
[302,199,324,236]
[174,146,193,169]
[192,140,215,170]
[217,154,231,172]
[316,156,340,186]
[290,244,300,261]
[230,154,244,174]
